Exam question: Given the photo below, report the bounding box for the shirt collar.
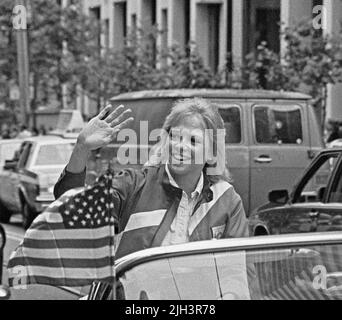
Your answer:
[165,161,204,198]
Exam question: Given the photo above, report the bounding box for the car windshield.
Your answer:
[116,242,342,300]
[34,143,75,166]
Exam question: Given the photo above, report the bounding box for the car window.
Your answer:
[253,104,303,145]
[116,243,342,300]
[218,106,242,144]
[34,143,75,166]
[295,153,339,203]
[17,143,32,168]
[329,159,342,203]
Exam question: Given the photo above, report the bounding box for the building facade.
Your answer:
[80,0,342,122]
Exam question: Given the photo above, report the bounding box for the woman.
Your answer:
[54,98,249,259]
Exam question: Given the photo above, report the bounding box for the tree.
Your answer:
[240,20,342,129]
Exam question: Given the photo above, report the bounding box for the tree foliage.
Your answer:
[2,2,342,129]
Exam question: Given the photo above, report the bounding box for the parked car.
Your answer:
[0,136,76,229]
[0,139,23,168]
[0,224,10,300]
[249,148,342,236]
[328,139,342,149]
[86,89,323,214]
[10,232,342,300]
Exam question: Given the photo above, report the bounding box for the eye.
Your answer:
[169,130,181,141]
[191,137,197,145]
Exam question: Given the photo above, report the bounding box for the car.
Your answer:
[0,136,76,229]
[328,139,342,149]
[9,232,342,300]
[0,224,10,300]
[0,139,23,168]
[86,89,323,215]
[249,148,342,236]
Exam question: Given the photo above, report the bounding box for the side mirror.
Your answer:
[268,190,289,205]
[3,160,17,171]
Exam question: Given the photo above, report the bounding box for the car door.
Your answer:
[249,102,312,212]
[115,235,342,300]
[0,143,24,211]
[281,151,341,234]
[10,142,33,212]
[315,153,342,232]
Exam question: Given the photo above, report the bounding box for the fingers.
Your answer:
[112,117,134,132]
[105,105,126,123]
[110,109,133,127]
[98,104,115,120]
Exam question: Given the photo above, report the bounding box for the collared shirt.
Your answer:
[161,163,204,246]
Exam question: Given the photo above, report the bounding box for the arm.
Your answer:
[53,104,133,199]
[224,189,249,238]
[53,144,89,199]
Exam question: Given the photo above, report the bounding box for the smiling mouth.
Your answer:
[171,154,191,163]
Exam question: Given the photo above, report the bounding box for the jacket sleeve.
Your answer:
[53,167,86,199]
[224,189,249,238]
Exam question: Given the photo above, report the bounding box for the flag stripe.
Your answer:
[8,256,115,269]
[21,237,114,249]
[12,246,113,260]
[8,264,114,279]
[9,276,114,288]
[25,225,115,240]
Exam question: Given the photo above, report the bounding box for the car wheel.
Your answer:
[0,201,11,224]
[22,202,36,230]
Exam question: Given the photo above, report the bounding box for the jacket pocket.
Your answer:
[211,224,226,239]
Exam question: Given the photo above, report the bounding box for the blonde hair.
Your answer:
[146,98,232,184]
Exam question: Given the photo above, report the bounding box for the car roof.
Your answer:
[111,89,312,101]
[0,139,23,145]
[319,148,342,155]
[115,232,342,273]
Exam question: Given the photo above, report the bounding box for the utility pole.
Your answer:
[14,0,30,126]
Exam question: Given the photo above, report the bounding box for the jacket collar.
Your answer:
[158,164,213,202]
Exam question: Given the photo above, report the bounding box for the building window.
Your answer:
[161,9,168,54]
[131,14,137,38]
[104,19,109,49]
[245,0,281,54]
[113,1,127,50]
[89,6,101,48]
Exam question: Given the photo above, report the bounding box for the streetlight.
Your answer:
[13,0,30,126]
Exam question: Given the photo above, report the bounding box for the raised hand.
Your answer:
[77,104,134,151]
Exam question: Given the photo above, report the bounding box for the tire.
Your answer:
[0,201,11,224]
[22,201,36,230]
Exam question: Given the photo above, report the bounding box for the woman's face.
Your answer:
[167,115,209,176]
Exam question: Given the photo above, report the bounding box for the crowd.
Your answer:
[0,124,48,140]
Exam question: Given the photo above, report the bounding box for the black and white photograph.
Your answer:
[1,0,342,306]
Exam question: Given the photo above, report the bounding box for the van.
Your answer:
[87,89,323,215]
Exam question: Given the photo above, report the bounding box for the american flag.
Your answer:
[7,170,117,290]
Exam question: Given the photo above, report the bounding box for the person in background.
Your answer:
[38,125,47,135]
[17,125,32,139]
